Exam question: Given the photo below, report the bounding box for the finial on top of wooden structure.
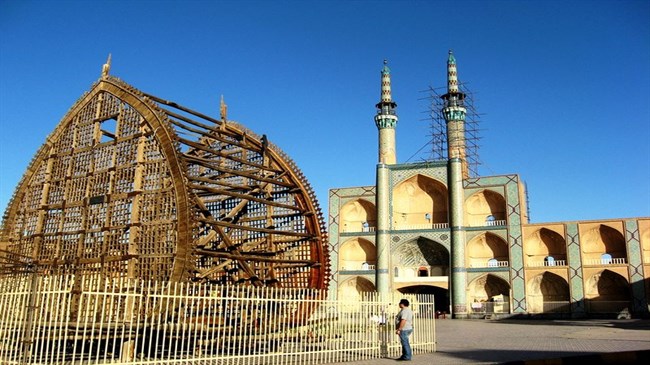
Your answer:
[101,54,112,78]
[220,94,228,122]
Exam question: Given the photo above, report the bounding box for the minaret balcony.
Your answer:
[374,115,398,129]
[443,107,466,121]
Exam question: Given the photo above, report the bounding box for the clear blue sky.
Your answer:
[1,0,649,224]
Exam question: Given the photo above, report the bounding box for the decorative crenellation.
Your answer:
[375,115,398,129]
[443,107,466,122]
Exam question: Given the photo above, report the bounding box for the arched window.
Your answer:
[486,215,496,226]
[487,258,499,267]
[544,256,555,266]
[394,267,399,277]
[601,253,612,265]
[361,262,369,270]
[418,267,429,277]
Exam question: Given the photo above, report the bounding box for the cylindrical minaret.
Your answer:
[374,60,398,298]
[442,50,468,318]
[374,60,398,165]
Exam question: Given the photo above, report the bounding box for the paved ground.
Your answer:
[329,318,650,364]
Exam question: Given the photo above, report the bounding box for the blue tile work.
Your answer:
[566,223,586,316]
[465,174,526,313]
[328,186,376,300]
[625,219,648,314]
[390,161,448,185]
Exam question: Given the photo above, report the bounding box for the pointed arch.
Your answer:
[340,199,376,233]
[393,174,448,228]
[527,272,570,313]
[585,269,631,313]
[467,232,509,268]
[338,276,376,300]
[525,228,567,266]
[339,238,376,270]
[582,224,627,263]
[467,274,510,302]
[393,237,449,277]
[464,190,506,227]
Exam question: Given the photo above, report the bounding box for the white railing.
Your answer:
[468,301,510,314]
[468,260,509,268]
[526,260,567,267]
[393,223,449,230]
[340,264,376,271]
[485,220,507,227]
[583,258,627,265]
[340,226,376,233]
[0,273,436,364]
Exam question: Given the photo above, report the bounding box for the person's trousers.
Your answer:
[399,329,413,359]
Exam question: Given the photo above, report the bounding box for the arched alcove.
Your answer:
[525,228,567,266]
[582,224,627,263]
[464,190,507,227]
[393,237,449,277]
[338,276,376,301]
[527,272,570,313]
[339,238,376,270]
[467,274,510,309]
[340,199,377,233]
[393,175,447,228]
[585,269,631,313]
[467,232,509,268]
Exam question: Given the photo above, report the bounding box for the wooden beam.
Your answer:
[188,183,302,212]
[195,248,318,266]
[196,216,312,238]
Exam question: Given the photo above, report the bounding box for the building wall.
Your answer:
[329,162,650,317]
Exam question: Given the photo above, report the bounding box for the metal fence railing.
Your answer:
[0,273,436,364]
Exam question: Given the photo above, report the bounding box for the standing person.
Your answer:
[395,298,413,361]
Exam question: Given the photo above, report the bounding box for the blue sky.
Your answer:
[1,0,649,224]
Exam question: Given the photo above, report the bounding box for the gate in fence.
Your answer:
[0,274,436,364]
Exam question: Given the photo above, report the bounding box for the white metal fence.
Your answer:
[0,273,435,364]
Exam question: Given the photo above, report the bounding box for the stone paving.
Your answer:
[329,318,650,364]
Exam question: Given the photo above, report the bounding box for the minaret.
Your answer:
[442,50,468,318]
[374,60,398,165]
[442,51,469,178]
[374,60,398,298]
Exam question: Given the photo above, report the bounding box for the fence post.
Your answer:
[20,266,39,365]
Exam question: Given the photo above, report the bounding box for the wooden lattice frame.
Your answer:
[0,75,329,291]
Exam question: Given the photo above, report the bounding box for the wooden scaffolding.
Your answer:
[0,62,329,291]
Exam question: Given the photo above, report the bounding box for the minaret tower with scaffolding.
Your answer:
[375,60,398,296]
[443,50,469,318]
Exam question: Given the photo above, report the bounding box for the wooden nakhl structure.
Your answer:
[0,56,330,290]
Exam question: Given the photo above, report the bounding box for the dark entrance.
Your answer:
[398,285,449,314]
